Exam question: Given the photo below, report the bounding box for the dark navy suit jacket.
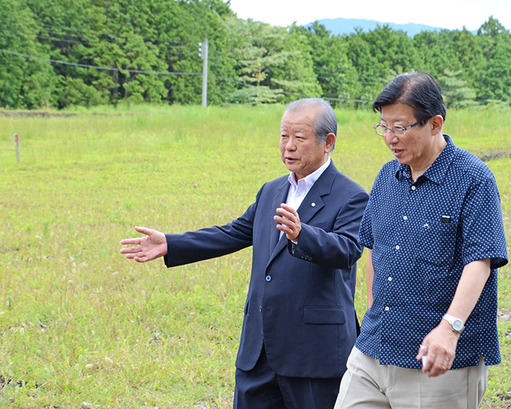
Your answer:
[164,162,369,378]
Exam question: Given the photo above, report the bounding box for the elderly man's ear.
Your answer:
[325,133,336,153]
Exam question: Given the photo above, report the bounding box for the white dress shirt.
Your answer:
[279,158,331,240]
[286,158,331,210]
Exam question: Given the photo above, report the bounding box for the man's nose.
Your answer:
[285,137,296,150]
[384,131,399,144]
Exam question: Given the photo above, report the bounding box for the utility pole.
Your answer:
[199,38,209,107]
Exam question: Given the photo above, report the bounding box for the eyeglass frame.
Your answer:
[374,120,421,137]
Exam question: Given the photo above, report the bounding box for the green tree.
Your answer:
[478,35,511,104]
[437,69,476,108]
[474,17,511,105]
[272,24,321,102]
[345,25,420,106]
[25,0,111,107]
[0,0,56,108]
[3,0,510,109]
[98,0,168,105]
[448,28,484,89]
[149,0,235,105]
[293,22,359,107]
[226,18,322,104]
[477,15,508,38]
[413,30,463,78]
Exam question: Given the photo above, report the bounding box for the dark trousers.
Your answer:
[233,346,341,409]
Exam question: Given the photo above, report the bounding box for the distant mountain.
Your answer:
[311,17,475,37]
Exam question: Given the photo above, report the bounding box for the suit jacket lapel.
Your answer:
[269,178,290,252]
[296,163,336,224]
[296,184,325,224]
[267,162,336,264]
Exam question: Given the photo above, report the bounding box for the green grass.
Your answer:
[0,104,510,408]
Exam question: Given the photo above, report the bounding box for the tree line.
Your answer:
[1,0,510,110]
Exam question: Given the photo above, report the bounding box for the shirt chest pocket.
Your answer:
[416,220,458,267]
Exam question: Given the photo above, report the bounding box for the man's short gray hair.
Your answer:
[284,98,337,151]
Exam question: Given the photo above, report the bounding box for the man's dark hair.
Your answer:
[285,98,337,151]
[373,72,447,125]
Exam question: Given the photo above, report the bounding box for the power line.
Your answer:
[1,47,374,103]
[0,49,202,76]
[1,47,463,104]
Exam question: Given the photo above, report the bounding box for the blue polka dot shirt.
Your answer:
[356,134,508,369]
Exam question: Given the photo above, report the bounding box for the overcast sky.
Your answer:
[228,0,511,31]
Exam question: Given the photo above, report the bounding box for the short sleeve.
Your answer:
[461,176,508,269]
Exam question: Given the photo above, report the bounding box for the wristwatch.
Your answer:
[442,313,465,334]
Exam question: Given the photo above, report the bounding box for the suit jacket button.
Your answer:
[265,275,272,282]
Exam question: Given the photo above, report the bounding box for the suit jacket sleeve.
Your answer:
[162,187,264,267]
[288,187,368,269]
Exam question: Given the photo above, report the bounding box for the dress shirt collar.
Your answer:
[288,158,331,190]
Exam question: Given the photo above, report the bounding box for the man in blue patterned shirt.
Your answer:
[335,72,508,409]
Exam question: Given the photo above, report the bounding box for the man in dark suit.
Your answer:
[120,98,369,409]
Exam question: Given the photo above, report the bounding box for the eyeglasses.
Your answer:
[374,121,420,137]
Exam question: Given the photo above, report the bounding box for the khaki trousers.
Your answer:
[334,347,489,409]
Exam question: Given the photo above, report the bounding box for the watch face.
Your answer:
[453,320,464,331]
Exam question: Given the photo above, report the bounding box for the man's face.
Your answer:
[380,103,434,170]
[280,108,331,180]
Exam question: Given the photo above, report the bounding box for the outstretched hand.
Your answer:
[120,226,167,263]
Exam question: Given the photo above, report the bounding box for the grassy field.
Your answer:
[0,104,510,408]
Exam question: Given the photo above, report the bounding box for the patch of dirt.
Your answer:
[0,110,139,118]
[0,247,19,254]
[479,152,511,162]
[0,110,77,118]
[498,309,511,323]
